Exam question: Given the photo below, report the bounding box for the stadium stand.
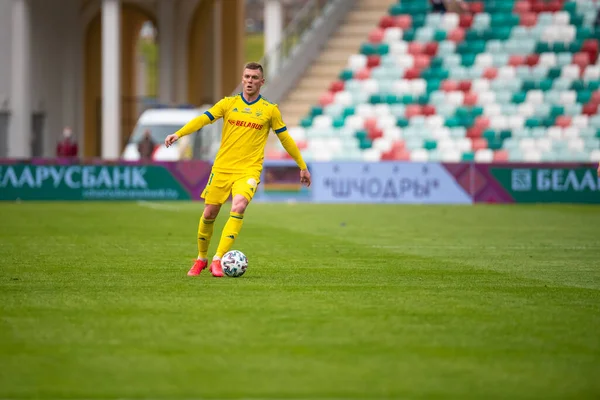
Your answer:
[269,0,600,163]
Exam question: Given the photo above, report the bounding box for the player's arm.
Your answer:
[272,106,311,187]
[165,99,229,147]
[277,130,307,170]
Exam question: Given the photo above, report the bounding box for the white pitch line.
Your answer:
[370,245,596,250]
[136,200,183,211]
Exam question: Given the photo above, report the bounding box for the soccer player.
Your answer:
[164,62,311,277]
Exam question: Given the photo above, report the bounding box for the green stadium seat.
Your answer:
[310,106,323,117]
[360,43,376,56]
[339,69,353,81]
[300,117,313,128]
[424,140,437,150]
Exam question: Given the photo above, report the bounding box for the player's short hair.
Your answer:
[244,62,264,76]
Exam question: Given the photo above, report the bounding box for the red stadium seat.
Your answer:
[509,55,526,66]
[422,105,436,116]
[520,12,537,27]
[555,116,572,128]
[424,42,439,57]
[514,1,530,13]
[368,29,384,44]
[531,1,545,13]
[583,103,599,116]
[393,145,411,160]
[379,15,395,29]
[414,54,431,70]
[405,105,422,118]
[355,68,371,80]
[483,67,498,79]
[441,79,459,92]
[493,150,509,162]
[458,81,472,92]
[459,14,473,28]
[525,54,540,66]
[572,52,590,71]
[296,140,308,150]
[367,127,383,140]
[329,81,344,93]
[366,55,381,68]
[381,149,395,160]
[395,15,412,30]
[408,42,424,55]
[448,28,465,43]
[319,91,334,106]
[463,92,478,106]
[394,150,411,161]
[404,68,421,80]
[582,39,599,63]
[472,138,488,151]
[474,116,490,130]
[392,140,405,152]
[546,0,562,12]
[467,126,484,138]
[469,1,484,13]
[364,117,378,131]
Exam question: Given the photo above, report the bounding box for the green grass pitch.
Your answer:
[1,202,599,399]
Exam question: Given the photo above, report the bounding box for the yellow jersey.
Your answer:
[203,93,287,174]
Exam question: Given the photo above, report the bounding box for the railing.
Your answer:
[262,0,332,78]
[234,0,335,94]
[261,0,358,103]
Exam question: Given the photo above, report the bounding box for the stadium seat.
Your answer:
[285,0,600,163]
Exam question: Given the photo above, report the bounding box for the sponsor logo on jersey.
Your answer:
[228,119,264,130]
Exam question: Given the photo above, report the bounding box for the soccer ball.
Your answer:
[222,250,248,277]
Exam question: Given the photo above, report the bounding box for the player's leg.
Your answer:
[188,203,221,276]
[210,195,248,277]
[215,194,249,259]
[197,203,221,260]
[188,173,231,276]
[210,175,259,277]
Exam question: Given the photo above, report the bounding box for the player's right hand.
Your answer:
[300,169,312,187]
[165,134,179,148]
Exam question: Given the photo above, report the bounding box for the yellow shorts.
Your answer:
[201,171,260,205]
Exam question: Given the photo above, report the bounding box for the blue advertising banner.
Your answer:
[312,162,472,204]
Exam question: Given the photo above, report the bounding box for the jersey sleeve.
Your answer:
[174,97,231,138]
[204,97,231,122]
[271,106,287,135]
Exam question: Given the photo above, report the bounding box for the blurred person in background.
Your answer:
[56,126,78,158]
[430,0,469,13]
[138,129,156,160]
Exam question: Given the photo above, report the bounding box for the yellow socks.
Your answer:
[197,216,215,260]
[215,212,244,258]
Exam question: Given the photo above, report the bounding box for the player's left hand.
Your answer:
[300,169,311,187]
[597,162,600,177]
